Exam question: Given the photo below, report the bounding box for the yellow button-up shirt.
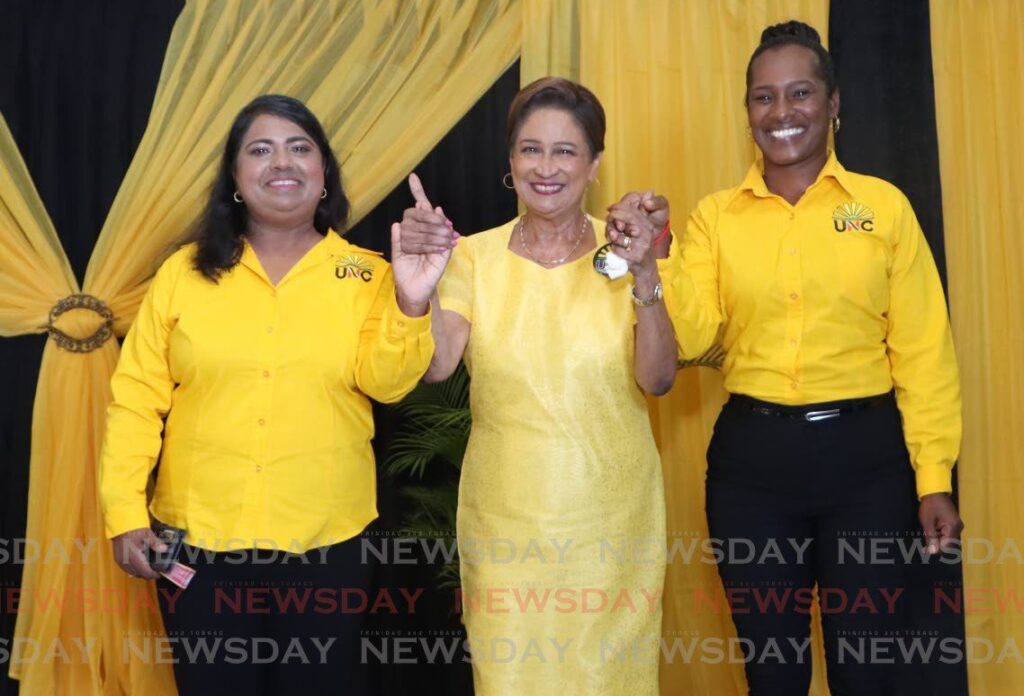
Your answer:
[660,153,960,497]
[100,232,433,551]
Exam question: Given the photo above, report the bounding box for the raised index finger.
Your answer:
[408,173,433,211]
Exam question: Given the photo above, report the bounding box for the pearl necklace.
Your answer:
[517,214,589,267]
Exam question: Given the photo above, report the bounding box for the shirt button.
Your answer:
[255,465,263,473]
[262,370,270,378]
[790,381,799,390]
[266,326,274,334]
[397,320,405,328]
[789,339,797,347]
[257,418,266,426]
[789,292,799,300]
[788,248,797,255]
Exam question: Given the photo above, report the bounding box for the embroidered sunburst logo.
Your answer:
[832,202,875,232]
[335,255,374,282]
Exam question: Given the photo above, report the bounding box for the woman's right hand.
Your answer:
[111,527,166,580]
[391,174,458,316]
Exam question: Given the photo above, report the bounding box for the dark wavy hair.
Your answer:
[745,21,837,99]
[506,77,605,158]
[188,95,349,281]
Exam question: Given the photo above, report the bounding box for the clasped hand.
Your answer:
[605,190,670,278]
[390,173,458,316]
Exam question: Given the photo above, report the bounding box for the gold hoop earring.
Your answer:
[832,116,841,134]
[502,173,515,190]
[233,191,243,203]
[321,187,328,200]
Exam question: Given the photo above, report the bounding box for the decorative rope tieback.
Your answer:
[45,294,114,353]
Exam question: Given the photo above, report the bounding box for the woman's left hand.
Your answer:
[390,174,453,317]
[919,493,964,554]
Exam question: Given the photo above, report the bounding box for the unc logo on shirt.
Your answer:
[334,255,374,282]
[832,202,875,233]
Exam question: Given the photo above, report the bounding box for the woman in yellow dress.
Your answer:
[392,77,677,694]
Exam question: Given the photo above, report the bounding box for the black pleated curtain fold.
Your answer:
[830,0,948,289]
[830,2,967,694]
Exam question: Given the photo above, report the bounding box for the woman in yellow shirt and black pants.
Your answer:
[659,22,963,695]
[100,95,444,695]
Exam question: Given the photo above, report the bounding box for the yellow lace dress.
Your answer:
[438,217,665,695]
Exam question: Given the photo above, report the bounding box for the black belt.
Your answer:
[727,391,894,422]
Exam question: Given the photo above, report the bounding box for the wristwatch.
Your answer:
[631,281,663,307]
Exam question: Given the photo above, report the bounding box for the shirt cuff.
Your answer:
[384,296,432,341]
[915,463,953,499]
[104,503,151,539]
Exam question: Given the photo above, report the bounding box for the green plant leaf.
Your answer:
[384,364,470,587]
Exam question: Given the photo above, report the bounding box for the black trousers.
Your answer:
[156,530,375,696]
[706,393,923,696]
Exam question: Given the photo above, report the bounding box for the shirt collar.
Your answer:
[238,230,376,282]
[725,151,857,208]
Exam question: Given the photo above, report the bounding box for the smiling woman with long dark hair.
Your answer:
[99,94,445,695]
[659,21,963,695]
[189,95,350,280]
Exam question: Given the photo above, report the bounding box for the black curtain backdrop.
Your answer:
[830,0,948,290]
[830,2,967,694]
[0,2,971,695]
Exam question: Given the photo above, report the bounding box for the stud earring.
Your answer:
[831,116,841,134]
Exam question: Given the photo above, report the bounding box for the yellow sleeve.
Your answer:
[354,264,434,404]
[437,239,473,322]
[885,193,962,498]
[657,202,723,360]
[100,253,181,538]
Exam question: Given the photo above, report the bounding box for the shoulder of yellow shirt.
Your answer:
[154,231,389,279]
[694,164,912,220]
[326,231,388,265]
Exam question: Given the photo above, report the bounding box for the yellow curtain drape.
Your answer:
[6,1,520,693]
[523,2,831,693]
[931,2,1024,694]
[0,112,156,696]
[0,115,78,334]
